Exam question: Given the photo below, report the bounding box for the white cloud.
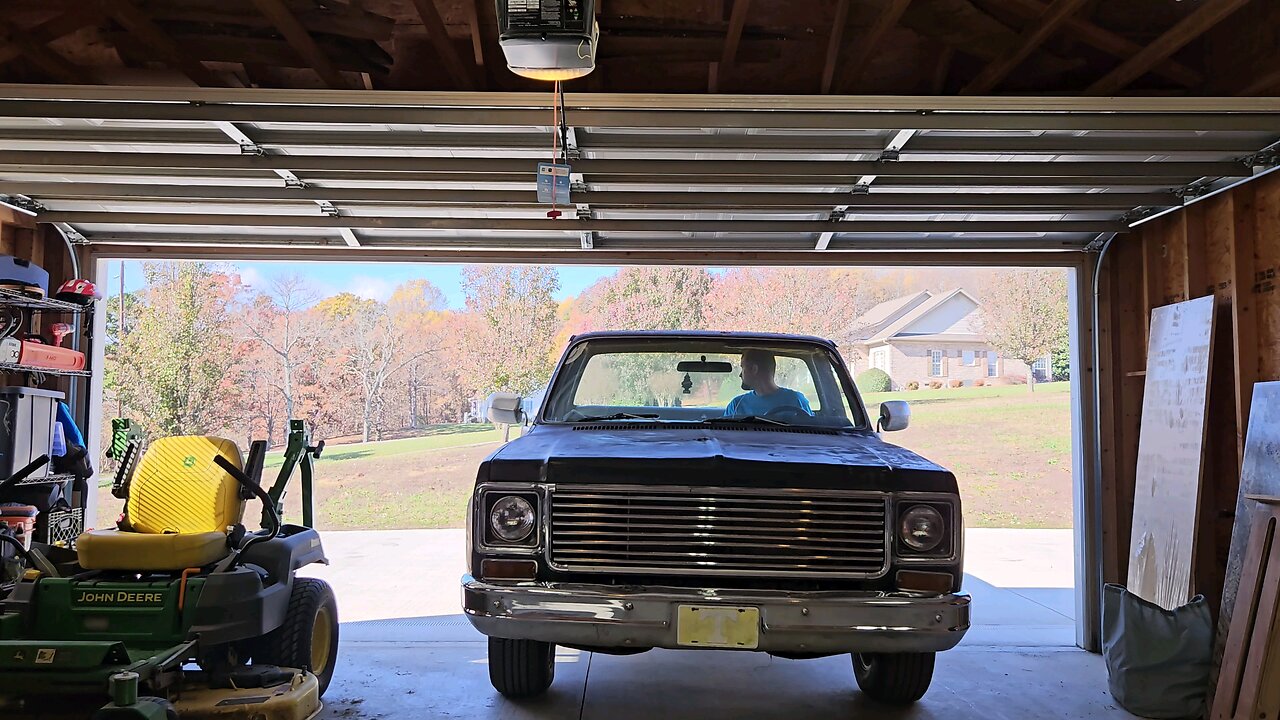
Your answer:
[347,275,395,302]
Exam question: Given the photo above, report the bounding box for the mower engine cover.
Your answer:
[0,257,48,297]
[55,278,99,305]
[496,0,597,81]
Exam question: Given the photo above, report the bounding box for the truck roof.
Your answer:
[568,329,838,348]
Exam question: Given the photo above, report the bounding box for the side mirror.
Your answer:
[487,392,525,426]
[878,400,910,432]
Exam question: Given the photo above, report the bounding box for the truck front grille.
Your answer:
[547,485,889,579]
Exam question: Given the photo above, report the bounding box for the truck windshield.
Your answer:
[541,338,869,430]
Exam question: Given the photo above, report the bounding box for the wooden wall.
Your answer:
[1098,170,1280,615]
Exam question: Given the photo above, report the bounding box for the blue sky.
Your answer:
[109,260,621,309]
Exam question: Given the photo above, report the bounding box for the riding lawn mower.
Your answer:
[0,420,334,720]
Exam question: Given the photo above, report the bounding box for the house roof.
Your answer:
[843,291,932,342]
[866,288,977,343]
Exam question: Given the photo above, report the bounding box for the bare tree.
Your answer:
[342,301,436,442]
[977,269,1068,392]
[242,274,319,424]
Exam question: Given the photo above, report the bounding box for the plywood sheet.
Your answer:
[1127,295,1217,611]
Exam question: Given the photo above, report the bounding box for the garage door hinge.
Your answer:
[1175,182,1213,200]
[1242,148,1280,169]
[828,209,848,222]
[1120,207,1159,224]
[237,142,266,156]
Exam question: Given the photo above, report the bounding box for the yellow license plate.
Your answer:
[676,605,760,649]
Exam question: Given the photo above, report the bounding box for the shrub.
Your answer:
[855,368,892,394]
[928,380,943,390]
[906,381,920,391]
[973,378,985,387]
[949,379,964,389]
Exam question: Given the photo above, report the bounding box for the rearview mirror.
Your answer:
[879,400,910,432]
[487,392,524,426]
[676,360,733,373]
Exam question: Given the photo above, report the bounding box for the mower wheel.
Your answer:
[256,577,339,696]
[488,637,555,698]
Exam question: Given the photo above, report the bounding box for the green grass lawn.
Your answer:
[863,380,1070,405]
[263,423,507,468]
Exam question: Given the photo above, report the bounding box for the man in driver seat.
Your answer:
[724,349,814,418]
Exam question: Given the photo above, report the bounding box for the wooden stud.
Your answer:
[1086,0,1251,95]
[1229,184,1259,462]
[960,0,1091,95]
[251,0,351,89]
[1097,248,1121,584]
[465,0,485,66]
[836,0,914,93]
[710,0,751,93]
[1183,202,1208,301]
[1143,226,1166,340]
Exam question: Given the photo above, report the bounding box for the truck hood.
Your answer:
[484,424,956,493]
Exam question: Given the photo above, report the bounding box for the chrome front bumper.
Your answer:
[462,575,970,654]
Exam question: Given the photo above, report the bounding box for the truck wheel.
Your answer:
[852,652,935,704]
[488,638,555,698]
[256,578,339,696]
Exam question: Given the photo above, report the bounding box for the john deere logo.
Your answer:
[182,455,196,468]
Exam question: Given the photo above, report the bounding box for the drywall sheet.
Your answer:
[1127,295,1216,611]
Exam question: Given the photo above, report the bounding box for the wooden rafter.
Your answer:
[465,0,485,65]
[931,45,954,94]
[821,0,851,94]
[0,23,96,84]
[251,0,351,89]
[1086,0,1250,95]
[709,0,752,93]
[0,10,104,67]
[835,0,913,93]
[409,0,476,91]
[1000,0,1203,88]
[103,0,228,87]
[961,0,1090,94]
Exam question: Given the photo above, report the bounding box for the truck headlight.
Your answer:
[489,495,536,543]
[900,505,945,552]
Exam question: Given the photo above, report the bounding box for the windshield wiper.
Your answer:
[569,412,661,422]
[702,415,790,427]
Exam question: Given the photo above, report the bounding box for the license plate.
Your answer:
[676,605,760,649]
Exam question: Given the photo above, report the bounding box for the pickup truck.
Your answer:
[462,330,969,704]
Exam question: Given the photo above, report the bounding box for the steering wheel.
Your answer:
[763,406,809,421]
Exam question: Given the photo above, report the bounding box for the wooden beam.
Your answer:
[1238,64,1280,96]
[711,0,751,92]
[931,45,954,94]
[465,0,485,65]
[960,0,1090,95]
[821,0,851,94]
[1228,184,1258,461]
[0,24,97,85]
[0,10,105,67]
[104,0,228,87]
[251,0,351,89]
[409,0,476,91]
[836,0,913,93]
[1000,0,1202,88]
[1142,227,1166,344]
[1086,0,1250,95]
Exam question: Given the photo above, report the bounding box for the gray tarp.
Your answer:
[1102,584,1213,719]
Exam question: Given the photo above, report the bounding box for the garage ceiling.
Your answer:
[0,87,1277,258]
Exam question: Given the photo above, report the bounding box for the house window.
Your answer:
[987,352,998,377]
[930,350,944,377]
[1033,357,1050,381]
[871,347,890,371]
[962,349,976,366]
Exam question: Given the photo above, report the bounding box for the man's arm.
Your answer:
[797,392,814,416]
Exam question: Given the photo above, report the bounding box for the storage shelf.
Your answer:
[0,362,90,377]
[14,472,76,487]
[0,288,92,314]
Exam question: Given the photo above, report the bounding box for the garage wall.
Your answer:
[1098,170,1280,615]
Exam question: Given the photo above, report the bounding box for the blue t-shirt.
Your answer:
[723,388,813,418]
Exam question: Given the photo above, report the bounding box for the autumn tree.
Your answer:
[387,280,446,427]
[240,274,320,434]
[577,266,712,330]
[705,267,881,338]
[111,262,245,436]
[977,269,1069,391]
[461,266,561,396]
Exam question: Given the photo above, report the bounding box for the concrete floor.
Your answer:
[303,529,1134,720]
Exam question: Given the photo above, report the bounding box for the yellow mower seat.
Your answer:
[77,436,245,572]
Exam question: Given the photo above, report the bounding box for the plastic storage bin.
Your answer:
[0,387,63,480]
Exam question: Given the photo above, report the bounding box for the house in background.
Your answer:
[842,289,1049,389]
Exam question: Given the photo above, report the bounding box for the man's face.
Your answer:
[740,360,760,391]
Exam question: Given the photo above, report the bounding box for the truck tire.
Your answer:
[256,578,339,696]
[852,652,935,704]
[488,638,555,698]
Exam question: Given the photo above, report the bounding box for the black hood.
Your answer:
[482,424,956,493]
